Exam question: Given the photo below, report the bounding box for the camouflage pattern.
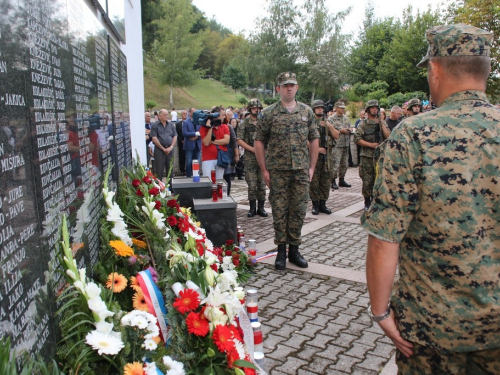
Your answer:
[335,100,346,108]
[397,342,500,374]
[407,98,421,109]
[358,156,375,199]
[310,116,333,201]
[248,98,263,109]
[255,100,319,171]
[328,113,350,147]
[353,119,382,159]
[362,90,500,351]
[417,24,493,68]
[311,100,325,110]
[365,99,379,113]
[331,146,348,181]
[269,169,309,245]
[276,71,298,86]
[237,117,266,201]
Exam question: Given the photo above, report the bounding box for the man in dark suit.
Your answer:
[176,110,187,175]
[182,107,201,178]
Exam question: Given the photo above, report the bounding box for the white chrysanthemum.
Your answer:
[85,330,124,355]
[88,296,107,313]
[95,321,114,334]
[163,356,185,375]
[143,338,158,351]
[221,256,235,271]
[130,314,149,329]
[85,282,101,299]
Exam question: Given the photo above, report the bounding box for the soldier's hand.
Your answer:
[318,148,327,155]
[308,167,314,182]
[378,309,413,358]
[262,170,270,188]
[320,121,326,126]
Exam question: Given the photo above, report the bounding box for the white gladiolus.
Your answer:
[85,282,101,299]
[66,269,76,280]
[95,320,114,334]
[88,296,107,313]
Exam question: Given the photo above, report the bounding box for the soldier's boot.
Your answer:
[288,245,308,268]
[319,200,332,215]
[339,179,351,188]
[312,201,319,215]
[275,244,287,270]
[331,179,339,190]
[364,196,372,211]
[247,200,256,217]
[257,200,268,217]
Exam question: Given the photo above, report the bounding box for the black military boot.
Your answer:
[319,200,332,215]
[275,244,287,270]
[288,245,308,268]
[257,200,268,217]
[312,201,319,215]
[331,179,339,190]
[248,200,256,217]
[364,196,372,211]
[339,179,351,188]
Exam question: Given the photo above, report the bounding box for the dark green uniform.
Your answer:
[309,117,333,201]
[255,101,319,245]
[353,119,381,198]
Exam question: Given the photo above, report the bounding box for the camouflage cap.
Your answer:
[417,24,493,68]
[311,99,325,109]
[365,99,379,112]
[335,101,346,109]
[248,98,263,109]
[276,71,298,86]
[408,98,422,108]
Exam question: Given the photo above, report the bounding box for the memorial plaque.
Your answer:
[0,0,130,369]
[105,0,126,43]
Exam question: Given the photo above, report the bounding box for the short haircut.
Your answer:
[391,106,401,113]
[429,56,491,81]
[211,106,221,114]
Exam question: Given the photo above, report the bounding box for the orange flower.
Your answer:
[132,238,147,249]
[130,276,142,292]
[133,291,149,311]
[110,240,135,257]
[152,336,161,344]
[106,273,127,293]
[123,362,144,375]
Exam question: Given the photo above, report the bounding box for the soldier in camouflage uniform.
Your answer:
[309,100,339,215]
[254,72,319,270]
[362,24,500,373]
[407,98,422,117]
[328,100,352,190]
[353,100,390,210]
[237,98,268,218]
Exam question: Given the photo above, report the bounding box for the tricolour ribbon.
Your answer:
[136,269,170,344]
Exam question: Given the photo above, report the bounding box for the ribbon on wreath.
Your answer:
[238,309,267,375]
[136,269,170,344]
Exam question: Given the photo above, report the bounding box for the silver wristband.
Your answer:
[367,303,391,322]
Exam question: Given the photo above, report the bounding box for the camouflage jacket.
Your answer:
[314,116,334,169]
[255,100,319,171]
[353,118,382,158]
[328,113,350,147]
[361,90,500,351]
[237,116,258,162]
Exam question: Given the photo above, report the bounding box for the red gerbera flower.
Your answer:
[212,324,235,353]
[142,176,152,184]
[167,199,178,208]
[243,367,256,375]
[173,289,200,314]
[167,215,177,226]
[132,179,141,188]
[186,311,209,337]
[226,348,240,368]
[196,242,205,256]
[154,200,162,210]
[136,188,143,197]
[148,187,160,196]
[229,324,242,342]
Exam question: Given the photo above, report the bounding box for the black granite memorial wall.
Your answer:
[0,0,131,368]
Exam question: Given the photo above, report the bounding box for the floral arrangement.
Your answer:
[54,160,258,375]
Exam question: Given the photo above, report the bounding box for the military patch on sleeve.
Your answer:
[302,116,307,121]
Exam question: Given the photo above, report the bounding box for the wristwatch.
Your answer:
[367,303,391,322]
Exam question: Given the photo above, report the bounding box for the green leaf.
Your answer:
[233,359,258,369]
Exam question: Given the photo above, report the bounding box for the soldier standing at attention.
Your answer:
[254,72,319,270]
[363,24,500,372]
[406,98,422,117]
[329,101,352,190]
[309,100,339,215]
[354,100,390,210]
[237,98,268,218]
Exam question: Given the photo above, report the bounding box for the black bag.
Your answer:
[216,145,232,168]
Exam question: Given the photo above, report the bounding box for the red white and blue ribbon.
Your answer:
[136,269,170,344]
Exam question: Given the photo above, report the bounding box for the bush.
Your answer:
[237,94,248,105]
[346,101,363,119]
[344,89,361,102]
[404,91,428,102]
[263,96,279,105]
[379,98,389,109]
[145,99,157,111]
[387,92,406,108]
[366,89,387,102]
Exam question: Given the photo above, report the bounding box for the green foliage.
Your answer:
[237,95,248,105]
[387,92,406,107]
[221,64,248,92]
[366,89,388,102]
[377,6,441,95]
[344,88,361,102]
[214,35,250,79]
[404,91,428,102]
[145,99,157,110]
[353,81,389,100]
[263,96,279,105]
[346,101,363,119]
[379,98,389,109]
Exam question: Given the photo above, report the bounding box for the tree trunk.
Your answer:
[272,82,276,98]
[311,88,316,103]
[169,84,173,107]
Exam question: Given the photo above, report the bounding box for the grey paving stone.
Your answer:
[331,332,358,348]
[299,322,324,338]
[296,345,322,361]
[274,357,308,374]
[356,354,389,372]
[368,342,395,359]
[267,344,297,360]
[306,333,334,349]
[328,354,363,373]
[308,356,336,373]
[264,334,287,350]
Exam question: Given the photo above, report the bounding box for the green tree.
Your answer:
[195,29,225,76]
[214,34,250,78]
[141,0,163,52]
[153,0,204,106]
[450,0,500,100]
[377,6,441,95]
[221,64,249,92]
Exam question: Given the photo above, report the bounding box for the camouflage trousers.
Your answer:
[269,169,309,246]
[309,155,332,201]
[359,156,375,198]
[397,342,500,374]
[332,146,348,180]
[244,159,266,201]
